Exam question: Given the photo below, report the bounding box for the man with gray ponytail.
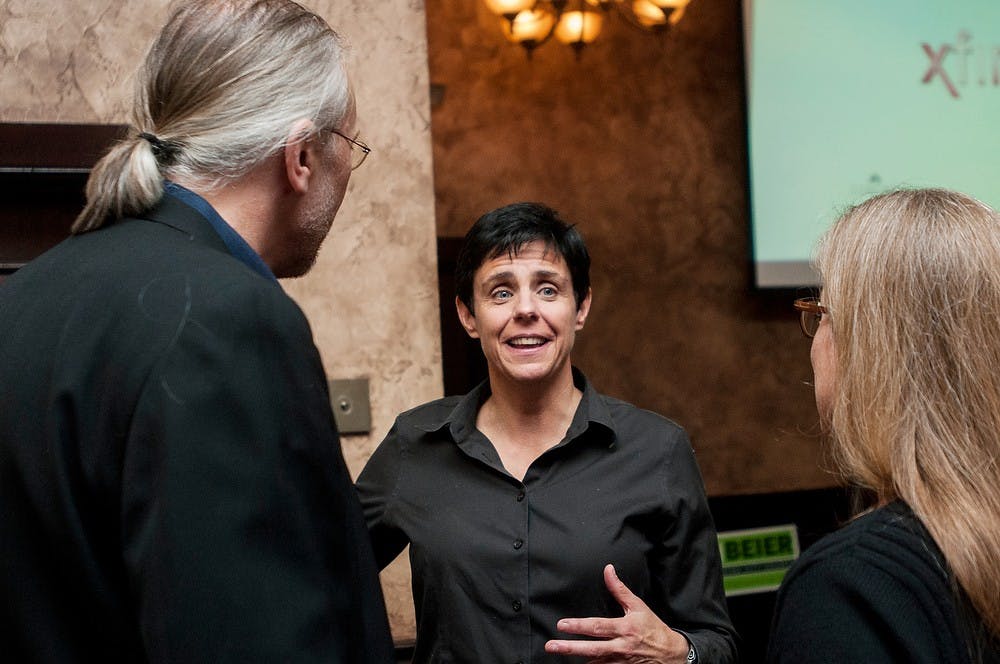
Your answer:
[0,1,393,662]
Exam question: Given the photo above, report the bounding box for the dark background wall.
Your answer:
[425,0,833,496]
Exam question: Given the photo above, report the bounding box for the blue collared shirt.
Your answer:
[163,181,278,283]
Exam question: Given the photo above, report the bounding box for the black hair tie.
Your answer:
[139,131,180,164]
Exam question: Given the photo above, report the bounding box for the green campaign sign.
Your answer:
[717,524,800,597]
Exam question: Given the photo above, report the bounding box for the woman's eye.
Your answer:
[492,289,512,301]
[539,286,557,297]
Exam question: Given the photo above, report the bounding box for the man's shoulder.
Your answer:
[2,218,305,357]
[10,216,243,285]
[88,218,288,303]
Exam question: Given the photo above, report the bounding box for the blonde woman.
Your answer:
[768,188,1000,663]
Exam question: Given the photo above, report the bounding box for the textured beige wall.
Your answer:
[426,0,834,496]
[1,0,435,642]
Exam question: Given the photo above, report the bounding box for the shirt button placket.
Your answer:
[513,485,528,663]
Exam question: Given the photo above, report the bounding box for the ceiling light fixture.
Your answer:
[483,0,692,55]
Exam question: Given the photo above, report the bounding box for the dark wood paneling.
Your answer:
[0,123,127,168]
[0,123,127,272]
[436,237,488,396]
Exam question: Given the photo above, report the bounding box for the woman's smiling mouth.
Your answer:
[507,336,548,348]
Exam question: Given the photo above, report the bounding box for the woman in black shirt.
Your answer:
[358,203,737,663]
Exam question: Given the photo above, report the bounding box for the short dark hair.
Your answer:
[455,202,591,314]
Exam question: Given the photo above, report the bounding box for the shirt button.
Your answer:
[513,539,523,550]
[512,600,522,611]
[516,491,525,502]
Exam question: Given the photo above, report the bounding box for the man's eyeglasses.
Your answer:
[328,129,371,170]
[793,297,827,338]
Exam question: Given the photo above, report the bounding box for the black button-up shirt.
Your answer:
[357,369,737,663]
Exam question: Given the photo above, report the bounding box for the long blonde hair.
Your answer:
[817,188,1000,641]
[73,0,351,233]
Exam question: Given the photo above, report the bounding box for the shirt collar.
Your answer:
[417,367,618,449]
[163,181,278,283]
[566,366,618,448]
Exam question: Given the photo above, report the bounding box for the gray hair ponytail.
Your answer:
[73,0,351,234]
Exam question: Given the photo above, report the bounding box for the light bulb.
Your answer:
[484,0,535,17]
[553,10,604,44]
[632,0,669,27]
[502,8,558,44]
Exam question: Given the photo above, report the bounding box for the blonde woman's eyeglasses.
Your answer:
[793,297,827,338]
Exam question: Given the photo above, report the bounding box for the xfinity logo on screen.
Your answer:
[922,31,999,99]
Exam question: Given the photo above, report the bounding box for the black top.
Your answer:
[767,500,1000,664]
[0,195,394,663]
[356,368,737,664]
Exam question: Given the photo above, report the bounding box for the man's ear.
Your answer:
[455,296,481,339]
[283,118,318,194]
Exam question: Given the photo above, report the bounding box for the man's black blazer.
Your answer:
[0,195,394,662]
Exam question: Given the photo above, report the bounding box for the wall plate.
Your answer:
[328,378,371,435]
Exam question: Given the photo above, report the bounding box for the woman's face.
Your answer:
[810,300,836,425]
[455,240,590,390]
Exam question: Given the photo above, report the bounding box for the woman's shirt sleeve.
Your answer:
[356,421,411,570]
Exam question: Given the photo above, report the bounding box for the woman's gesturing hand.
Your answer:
[544,564,692,664]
